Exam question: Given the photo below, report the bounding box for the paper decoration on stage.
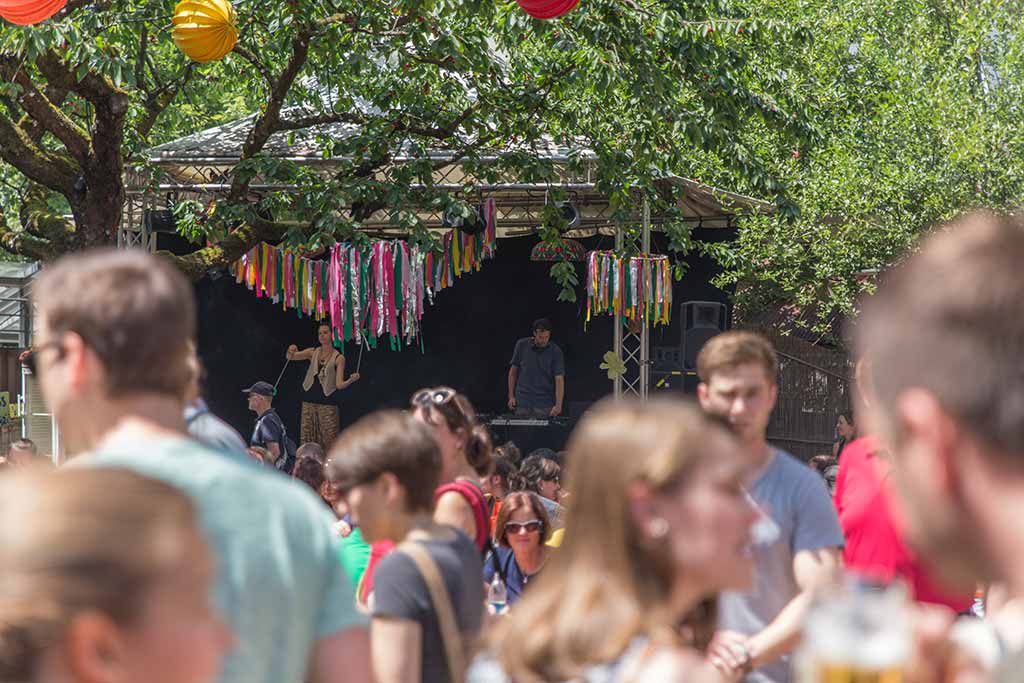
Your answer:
[530,238,586,262]
[0,0,66,25]
[230,199,497,349]
[516,0,579,20]
[599,351,626,380]
[585,250,673,326]
[172,0,238,63]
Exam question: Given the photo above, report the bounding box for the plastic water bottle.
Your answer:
[488,574,508,615]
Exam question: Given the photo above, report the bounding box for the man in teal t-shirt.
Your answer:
[29,249,369,683]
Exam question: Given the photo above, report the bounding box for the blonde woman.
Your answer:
[470,398,757,683]
[287,322,360,451]
[0,467,232,683]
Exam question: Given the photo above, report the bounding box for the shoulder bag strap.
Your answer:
[398,542,466,683]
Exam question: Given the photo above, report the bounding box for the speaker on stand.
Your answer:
[680,301,728,393]
[651,301,729,394]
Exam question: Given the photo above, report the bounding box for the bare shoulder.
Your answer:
[435,489,473,515]
[434,489,476,537]
[633,647,725,683]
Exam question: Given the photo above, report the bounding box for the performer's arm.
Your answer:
[550,375,565,417]
[287,345,315,361]
[508,366,519,410]
[337,354,360,388]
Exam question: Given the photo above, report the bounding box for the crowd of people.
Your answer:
[7,211,1024,683]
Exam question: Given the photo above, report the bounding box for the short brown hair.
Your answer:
[32,249,195,399]
[858,211,1024,456]
[697,330,779,384]
[495,491,552,547]
[326,410,441,512]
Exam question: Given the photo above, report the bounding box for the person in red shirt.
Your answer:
[834,434,972,612]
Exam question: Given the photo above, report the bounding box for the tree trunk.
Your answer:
[69,175,125,250]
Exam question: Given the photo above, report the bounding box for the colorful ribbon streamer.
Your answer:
[230,199,497,348]
[585,251,673,327]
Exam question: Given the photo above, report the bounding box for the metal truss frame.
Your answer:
[613,200,651,401]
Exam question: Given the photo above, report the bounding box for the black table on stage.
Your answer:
[482,415,575,456]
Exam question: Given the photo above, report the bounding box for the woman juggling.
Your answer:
[286,322,360,451]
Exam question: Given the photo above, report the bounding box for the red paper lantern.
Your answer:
[516,0,578,20]
[0,0,67,25]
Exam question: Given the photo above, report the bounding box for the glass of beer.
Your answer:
[795,575,910,683]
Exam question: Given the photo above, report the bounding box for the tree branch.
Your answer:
[36,51,128,181]
[228,26,314,202]
[2,61,92,163]
[19,184,74,244]
[0,110,78,194]
[231,44,274,88]
[137,63,195,142]
[36,51,121,107]
[0,224,58,261]
[136,24,148,91]
[160,215,305,281]
[278,110,366,131]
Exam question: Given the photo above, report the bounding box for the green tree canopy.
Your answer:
[700,0,1024,338]
[0,0,810,281]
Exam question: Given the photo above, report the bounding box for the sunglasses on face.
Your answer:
[22,340,65,374]
[411,387,456,408]
[505,519,543,535]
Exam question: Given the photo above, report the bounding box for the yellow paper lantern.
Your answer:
[172,0,238,63]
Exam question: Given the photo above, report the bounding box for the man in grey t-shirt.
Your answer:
[508,318,566,417]
[698,331,844,683]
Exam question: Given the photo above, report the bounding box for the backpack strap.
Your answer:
[398,541,466,683]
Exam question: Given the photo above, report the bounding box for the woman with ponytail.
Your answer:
[411,386,494,552]
[347,386,494,609]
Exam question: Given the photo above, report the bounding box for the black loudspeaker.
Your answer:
[143,208,177,234]
[681,301,728,371]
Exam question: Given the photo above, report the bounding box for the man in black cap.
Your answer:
[245,381,295,472]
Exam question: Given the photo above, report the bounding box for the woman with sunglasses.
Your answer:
[486,492,552,607]
[469,398,757,683]
[410,386,494,553]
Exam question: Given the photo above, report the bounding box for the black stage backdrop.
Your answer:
[192,228,736,445]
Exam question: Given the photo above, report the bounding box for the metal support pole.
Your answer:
[613,223,624,399]
[640,199,651,400]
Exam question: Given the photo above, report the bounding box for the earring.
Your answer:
[646,517,669,539]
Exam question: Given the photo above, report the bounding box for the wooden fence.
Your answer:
[759,330,853,461]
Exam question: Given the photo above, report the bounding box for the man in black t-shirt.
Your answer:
[508,318,566,418]
[244,381,295,472]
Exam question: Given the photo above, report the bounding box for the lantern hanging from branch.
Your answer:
[515,0,579,20]
[0,0,66,26]
[172,0,238,63]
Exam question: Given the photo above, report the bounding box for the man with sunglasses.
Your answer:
[25,249,369,683]
[508,318,566,418]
